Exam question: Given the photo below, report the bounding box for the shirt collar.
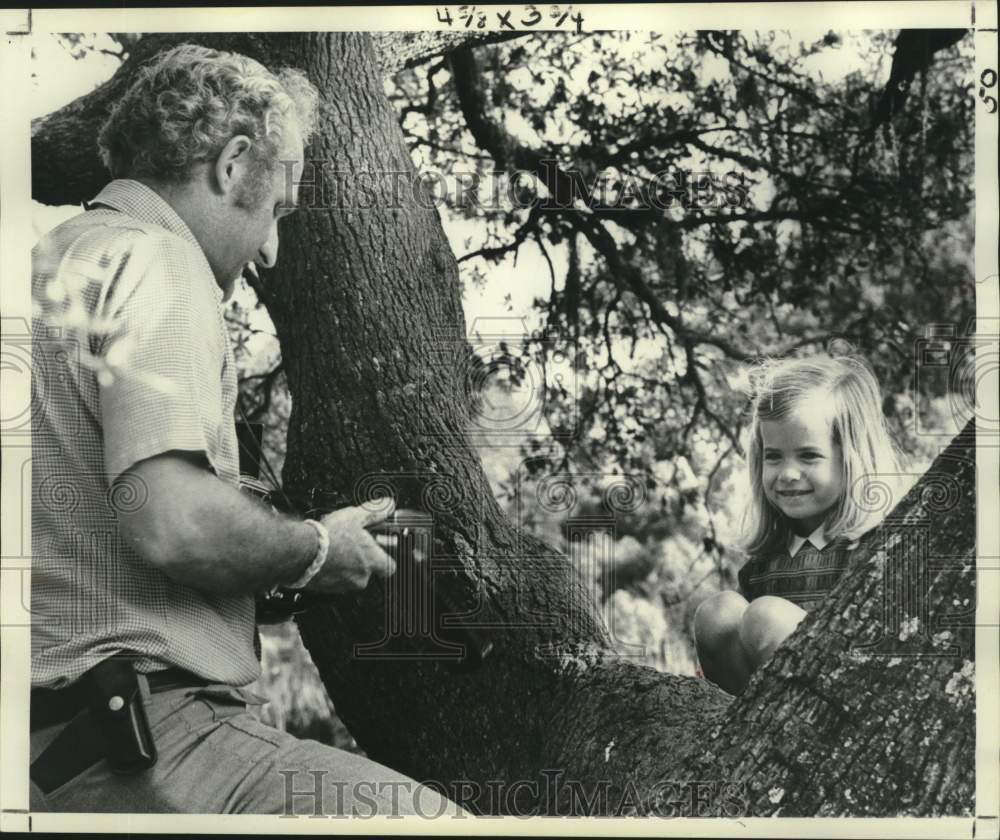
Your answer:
[89,179,222,303]
[789,524,829,557]
[90,179,201,248]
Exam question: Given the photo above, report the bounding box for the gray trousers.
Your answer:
[29,681,464,817]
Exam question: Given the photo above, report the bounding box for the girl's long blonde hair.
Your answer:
[742,354,902,556]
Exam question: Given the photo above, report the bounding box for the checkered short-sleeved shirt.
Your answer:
[31,179,260,689]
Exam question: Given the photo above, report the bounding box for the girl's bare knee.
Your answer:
[695,591,748,650]
[739,596,806,666]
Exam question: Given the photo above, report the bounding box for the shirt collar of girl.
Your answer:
[789,524,829,556]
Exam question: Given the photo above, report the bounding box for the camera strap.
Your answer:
[235,401,302,516]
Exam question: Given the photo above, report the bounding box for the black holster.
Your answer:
[80,657,157,774]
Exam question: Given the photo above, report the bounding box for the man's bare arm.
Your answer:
[115,451,395,595]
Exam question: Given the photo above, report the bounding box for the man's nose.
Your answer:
[257,224,279,269]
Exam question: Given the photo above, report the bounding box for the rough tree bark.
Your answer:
[30,32,978,817]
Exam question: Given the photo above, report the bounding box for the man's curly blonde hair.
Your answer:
[98,44,319,183]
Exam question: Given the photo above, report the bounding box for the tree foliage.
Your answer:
[387,29,974,473]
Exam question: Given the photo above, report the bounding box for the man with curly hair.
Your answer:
[30,43,460,817]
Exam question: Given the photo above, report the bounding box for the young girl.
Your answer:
[695,354,901,695]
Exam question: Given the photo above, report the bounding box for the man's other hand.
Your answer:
[307,498,398,593]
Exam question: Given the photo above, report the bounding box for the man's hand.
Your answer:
[306,498,398,593]
[115,452,398,597]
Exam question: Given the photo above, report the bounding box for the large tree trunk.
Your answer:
[30,32,977,817]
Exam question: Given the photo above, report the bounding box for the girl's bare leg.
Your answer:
[694,591,754,695]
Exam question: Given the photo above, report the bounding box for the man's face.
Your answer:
[219,122,304,291]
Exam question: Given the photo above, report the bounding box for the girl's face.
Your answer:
[759,397,845,537]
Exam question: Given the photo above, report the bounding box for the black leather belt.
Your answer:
[30,667,208,796]
[31,667,208,733]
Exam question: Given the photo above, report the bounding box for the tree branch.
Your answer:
[568,210,756,363]
[457,206,543,263]
[871,30,966,130]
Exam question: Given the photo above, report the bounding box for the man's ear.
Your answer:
[213,135,254,195]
